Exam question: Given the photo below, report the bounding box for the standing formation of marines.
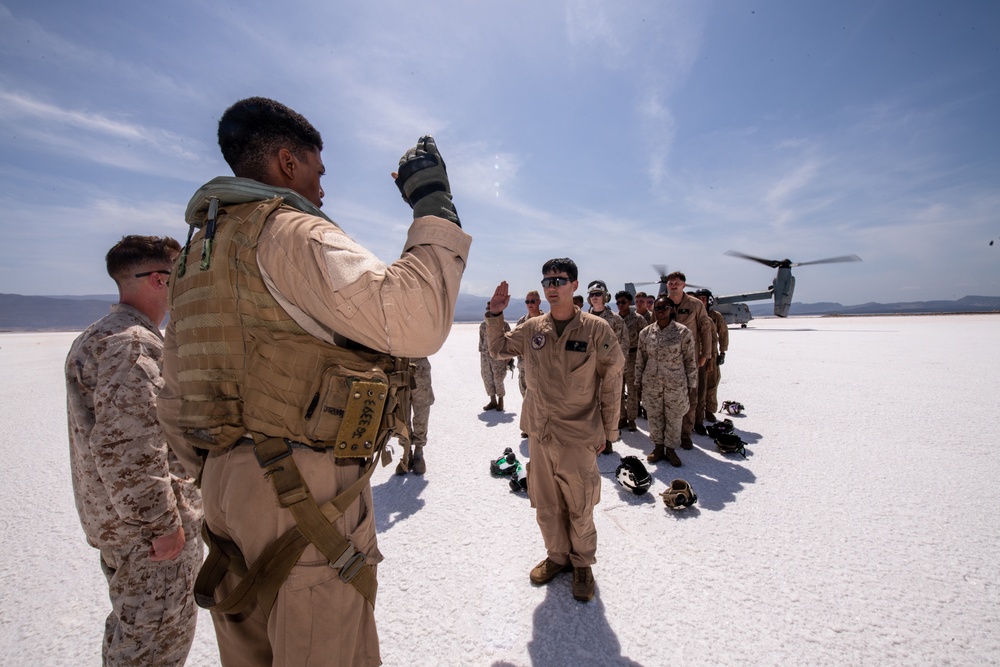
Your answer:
[64,95,734,666]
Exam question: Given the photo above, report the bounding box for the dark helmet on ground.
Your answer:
[615,455,652,495]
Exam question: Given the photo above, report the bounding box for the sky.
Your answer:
[1,1,998,305]
[3,316,999,664]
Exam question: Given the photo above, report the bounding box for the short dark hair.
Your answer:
[635,291,649,299]
[542,258,578,282]
[106,235,181,285]
[666,271,686,283]
[615,290,632,302]
[218,97,323,180]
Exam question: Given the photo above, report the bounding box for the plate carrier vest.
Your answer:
[169,196,410,615]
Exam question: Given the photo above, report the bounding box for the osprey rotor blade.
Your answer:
[792,255,863,267]
[724,250,782,269]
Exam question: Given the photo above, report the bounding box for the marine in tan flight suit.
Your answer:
[485,259,623,604]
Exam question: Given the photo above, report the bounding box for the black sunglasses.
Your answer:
[540,277,570,288]
[525,299,539,304]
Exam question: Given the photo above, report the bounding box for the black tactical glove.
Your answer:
[718,352,726,365]
[395,135,460,226]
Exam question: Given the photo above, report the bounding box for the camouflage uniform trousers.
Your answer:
[98,529,203,667]
[517,357,527,397]
[480,351,508,398]
[621,349,639,422]
[403,357,434,449]
[645,383,690,451]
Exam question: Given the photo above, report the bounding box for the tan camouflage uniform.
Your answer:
[619,309,646,422]
[406,357,434,448]
[635,320,698,451]
[479,319,510,399]
[65,304,202,667]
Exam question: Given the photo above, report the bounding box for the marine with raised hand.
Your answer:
[484,260,623,603]
[158,98,470,667]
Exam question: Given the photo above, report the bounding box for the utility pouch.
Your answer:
[332,377,388,458]
[242,328,398,454]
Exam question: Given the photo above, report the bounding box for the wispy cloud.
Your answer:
[0,88,207,178]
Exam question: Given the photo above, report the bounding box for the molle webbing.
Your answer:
[169,197,288,448]
[168,197,409,451]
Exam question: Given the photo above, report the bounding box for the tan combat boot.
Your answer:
[572,566,595,602]
[647,444,666,464]
[530,558,572,586]
[496,396,504,411]
[483,395,498,411]
[664,448,682,467]
[411,446,426,475]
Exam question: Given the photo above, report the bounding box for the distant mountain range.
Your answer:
[2,292,998,331]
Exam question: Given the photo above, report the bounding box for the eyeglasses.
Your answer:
[525,299,539,304]
[588,292,603,298]
[540,277,570,288]
[134,270,172,278]
[654,304,672,311]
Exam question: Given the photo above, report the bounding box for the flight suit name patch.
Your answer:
[565,340,588,353]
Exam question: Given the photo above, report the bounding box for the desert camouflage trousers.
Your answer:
[646,384,689,451]
[480,352,508,398]
[621,349,639,422]
[98,529,202,667]
[403,357,434,448]
[518,357,527,397]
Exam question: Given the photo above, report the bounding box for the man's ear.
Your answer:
[276,147,297,182]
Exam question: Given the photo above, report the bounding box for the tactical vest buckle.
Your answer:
[253,438,293,468]
[331,543,367,583]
